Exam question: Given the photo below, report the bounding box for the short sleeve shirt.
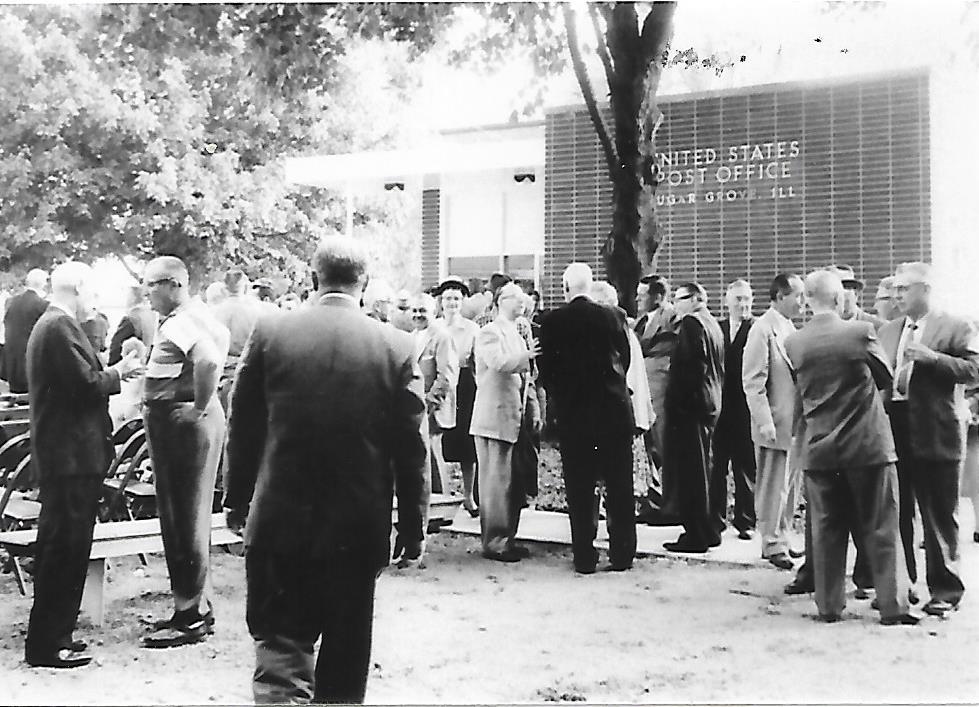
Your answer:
[143,299,230,403]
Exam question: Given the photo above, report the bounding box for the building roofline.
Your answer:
[544,66,931,114]
[440,119,546,136]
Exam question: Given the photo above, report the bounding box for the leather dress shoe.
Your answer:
[574,562,597,575]
[737,528,754,541]
[27,648,93,669]
[871,589,919,611]
[788,548,805,559]
[70,639,87,653]
[765,553,794,570]
[482,549,521,563]
[854,587,873,600]
[509,545,531,559]
[664,538,709,553]
[880,613,921,626]
[814,613,841,623]
[602,561,633,572]
[784,578,814,595]
[922,598,958,618]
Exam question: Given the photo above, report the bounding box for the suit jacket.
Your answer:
[538,295,633,436]
[26,307,120,482]
[878,311,979,461]
[715,317,753,437]
[470,317,538,444]
[223,297,429,569]
[414,323,459,430]
[635,303,679,376]
[785,312,896,470]
[851,307,885,331]
[742,307,797,450]
[2,290,48,392]
[665,305,725,424]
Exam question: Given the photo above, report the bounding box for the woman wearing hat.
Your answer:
[435,277,480,516]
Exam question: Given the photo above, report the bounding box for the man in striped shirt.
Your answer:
[140,256,230,649]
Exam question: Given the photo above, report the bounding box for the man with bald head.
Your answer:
[141,256,230,648]
[785,269,916,625]
[24,262,142,667]
[2,268,49,393]
[538,262,635,573]
[363,278,395,323]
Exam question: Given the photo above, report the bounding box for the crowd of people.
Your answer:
[2,238,978,703]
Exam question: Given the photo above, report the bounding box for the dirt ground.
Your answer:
[2,530,979,705]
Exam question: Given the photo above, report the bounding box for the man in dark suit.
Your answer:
[1,269,49,393]
[785,269,916,625]
[662,283,726,553]
[709,279,758,544]
[24,262,142,668]
[538,262,635,574]
[224,236,428,704]
[879,261,979,619]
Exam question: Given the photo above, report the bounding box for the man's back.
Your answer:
[212,294,271,363]
[538,295,633,434]
[2,290,48,391]
[786,313,895,470]
[27,308,117,481]
[224,298,427,567]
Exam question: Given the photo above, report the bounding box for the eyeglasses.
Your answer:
[143,277,177,288]
[410,308,429,314]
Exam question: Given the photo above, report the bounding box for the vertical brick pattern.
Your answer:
[421,189,440,290]
[543,71,930,310]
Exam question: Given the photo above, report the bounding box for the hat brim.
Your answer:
[433,280,471,298]
[841,278,865,289]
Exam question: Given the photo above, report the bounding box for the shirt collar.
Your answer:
[48,301,74,319]
[318,292,359,307]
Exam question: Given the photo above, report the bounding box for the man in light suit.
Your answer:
[635,274,679,461]
[224,236,428,703]
[879,261,979,618]
[785,269,916,625]
[710,280,757,542]
[829,264,884,330]
[662,283,726,553]
[470,282,540,562]
[539,263,635,573]
[742,274,804,570]
[24,262,142,668]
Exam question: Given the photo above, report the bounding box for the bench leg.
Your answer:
[10,556,27,596]
[80,559,106,627]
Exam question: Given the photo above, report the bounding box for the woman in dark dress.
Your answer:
[436,278,480,516]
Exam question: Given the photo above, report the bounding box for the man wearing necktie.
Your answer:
[878,262,979,619]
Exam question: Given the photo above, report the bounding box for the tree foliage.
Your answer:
[0,3,453,286]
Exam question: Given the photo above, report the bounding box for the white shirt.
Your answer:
[892,313,929,401]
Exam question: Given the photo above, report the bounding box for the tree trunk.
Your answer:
[600,2,675,317]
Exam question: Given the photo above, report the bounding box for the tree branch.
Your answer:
[639,1,676,69]
[587,3,615,94]
[562,3,617,178]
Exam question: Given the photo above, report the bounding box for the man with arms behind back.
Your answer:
[224,236,428,703]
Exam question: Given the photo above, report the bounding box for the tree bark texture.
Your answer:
[564,2,675,316]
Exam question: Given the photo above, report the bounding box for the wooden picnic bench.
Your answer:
[0,494,462,626]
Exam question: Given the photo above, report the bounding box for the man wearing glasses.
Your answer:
[140,256,230,648]
[878,261,979,619]
[662,282,726,554]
